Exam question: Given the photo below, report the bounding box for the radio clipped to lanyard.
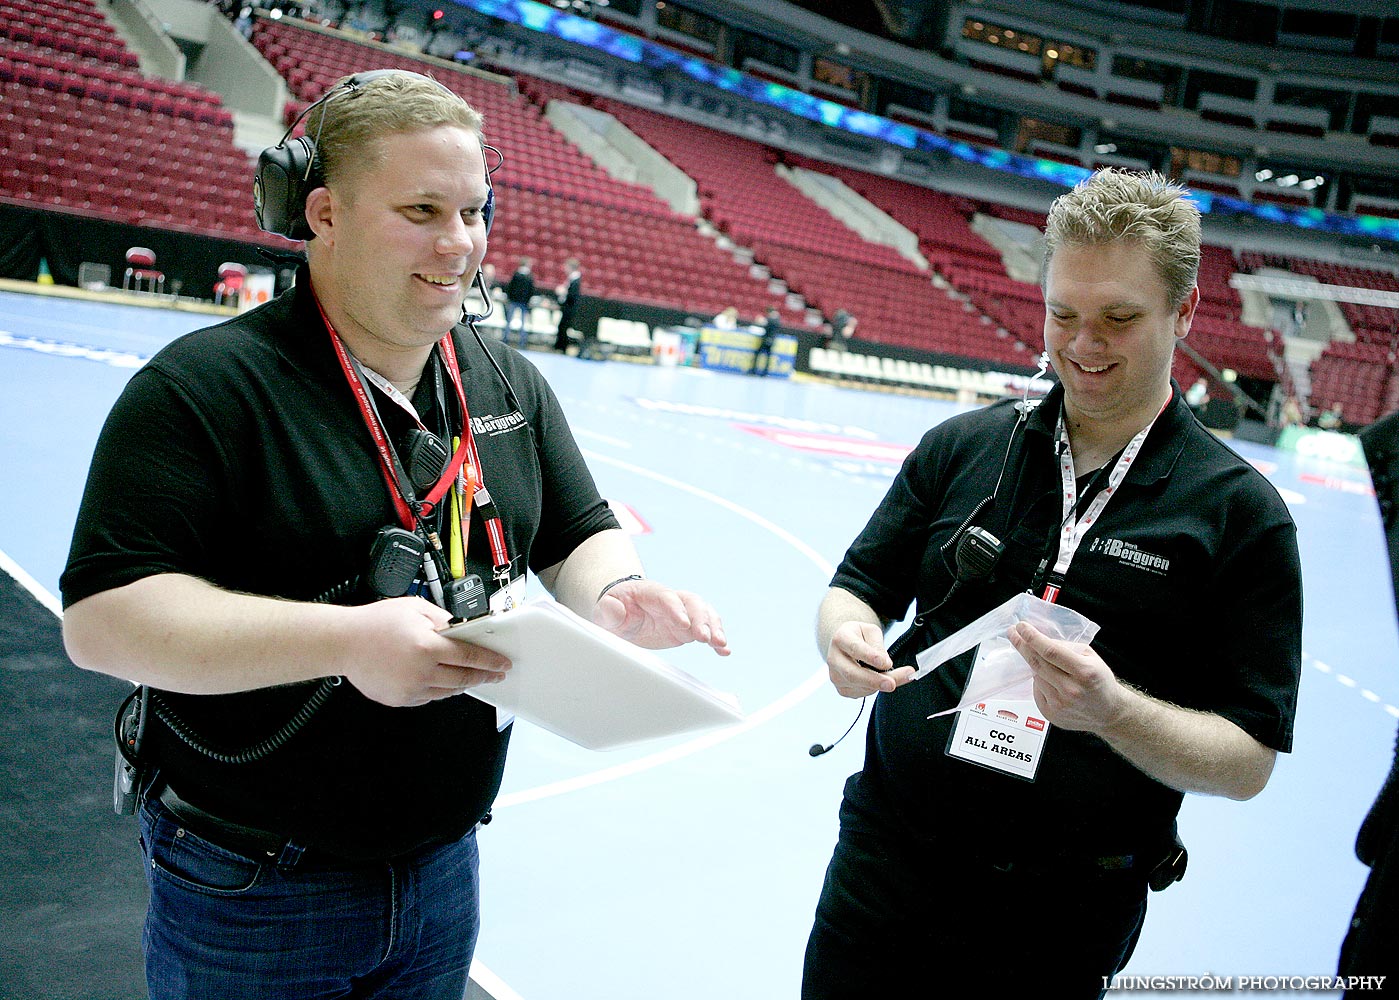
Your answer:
[321,325,465,531]
[1038,406,1162,604]
[316,298,513,590]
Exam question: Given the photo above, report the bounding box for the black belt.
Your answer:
[157,783,305,861]
[980,849,1144,877]
[970,835,1185,888]
[153,784,479,865]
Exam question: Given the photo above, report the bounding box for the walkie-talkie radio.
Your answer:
[444,573,489,622]
[113,685,150,815]
[367,526,427,598]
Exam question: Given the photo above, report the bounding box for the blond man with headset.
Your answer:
[62,71,728,999]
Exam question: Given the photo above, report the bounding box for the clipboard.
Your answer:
[438,597,745,751]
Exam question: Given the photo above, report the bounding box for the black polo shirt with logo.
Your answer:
[831,383,1302,858]
[62,272,619,860]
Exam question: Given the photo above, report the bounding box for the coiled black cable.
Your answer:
[314,575,362,606]
[149,677,342,765]
[124,577,359,765]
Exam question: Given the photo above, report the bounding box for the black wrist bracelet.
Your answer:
[597,574,644,602]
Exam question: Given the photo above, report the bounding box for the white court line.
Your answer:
[573,428,633,449]
[0,330,148,368]
[493,448,834,811]
[493,671,828,809]
[582,449,835,578]
[0,546,63,617]
[469,961,527,1000]
[1307,654,1399,718]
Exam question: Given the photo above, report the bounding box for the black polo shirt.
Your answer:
[832,383,1302,857]
[62,272,619,859]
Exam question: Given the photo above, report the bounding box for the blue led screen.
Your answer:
[453,0,1399,244]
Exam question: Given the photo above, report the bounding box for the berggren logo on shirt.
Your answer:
[1088,536,1171,576]
[472,410,526,437]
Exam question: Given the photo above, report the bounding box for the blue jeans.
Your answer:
[139,792,481,1000]
[504,301,529,347]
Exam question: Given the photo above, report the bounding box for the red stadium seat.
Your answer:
[123,246,164,294]
[213,261,248,305]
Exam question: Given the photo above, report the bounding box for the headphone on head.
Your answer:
[254,69,497,243]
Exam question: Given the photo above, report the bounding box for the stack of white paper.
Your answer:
[439,596,744,751]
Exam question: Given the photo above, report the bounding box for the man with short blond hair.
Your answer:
[1042,167,1202,310]
[802,168,1301,998]
[63,71,729,999]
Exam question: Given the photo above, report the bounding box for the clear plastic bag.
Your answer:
[911,592,1099,719]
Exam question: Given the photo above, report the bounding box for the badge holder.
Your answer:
[485,570,527,730]
[943,630,1053,781]
[905,592,1099,782]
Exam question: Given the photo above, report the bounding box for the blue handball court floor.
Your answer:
[1,285,1396,999]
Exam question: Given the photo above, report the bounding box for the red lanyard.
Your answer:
[314,293,513,580]
[433,335,511,579]
[315,295,466,526]
[454,422,511,580]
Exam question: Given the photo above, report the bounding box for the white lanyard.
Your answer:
[1041,407,1161,602]
[355,361,428,427]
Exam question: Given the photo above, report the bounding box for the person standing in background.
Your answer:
[825,308,855,350]
[553,257,582,354]
[751,306,781,376]
[503,256,535,349]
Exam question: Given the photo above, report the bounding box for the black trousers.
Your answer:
[1339,733,1398,996]
[751,336,775,374]
[553,305,576,351]
[802,823,1149,999]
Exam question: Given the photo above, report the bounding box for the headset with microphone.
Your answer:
[809,355,1051,758]
[253,65,524,401]
[252,65,510,448]
[253,69,500,328]
[805,519,1010,757]
[112,70,528,792]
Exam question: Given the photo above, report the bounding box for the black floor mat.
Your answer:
[0,571,146,999]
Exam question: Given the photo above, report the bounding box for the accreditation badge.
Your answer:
[946,698,1049,781]
[490,574,528,731]
[489,573,527,615]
